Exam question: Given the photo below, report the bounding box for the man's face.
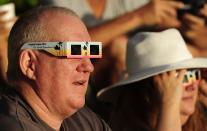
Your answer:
[34,13,94,117]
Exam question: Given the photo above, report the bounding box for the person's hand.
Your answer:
[199,80,207,108]
[154,70,185,131]
[153,70,186,106]
[181,13,207,50]
[199,69,207,109]
[199,4,207,18]
[136,0,184,29]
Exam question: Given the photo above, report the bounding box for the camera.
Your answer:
[178,0,207,17]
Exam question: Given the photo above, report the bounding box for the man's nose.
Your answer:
[77,58,94,73]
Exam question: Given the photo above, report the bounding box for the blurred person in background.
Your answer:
[0,0,37,93]
[0,5,17,93]
[0,0,40,82]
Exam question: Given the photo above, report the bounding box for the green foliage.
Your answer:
[12,0,38,8]
[0,0,39,15]
[26,0,38,6]
[13,0,39,15]
[0,0,11,5]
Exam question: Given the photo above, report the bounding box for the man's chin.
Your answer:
[63,98,85,118]
[71,97,85,110]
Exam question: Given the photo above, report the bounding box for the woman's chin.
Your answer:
[180,107,195,125]
[181,101,195,115]
[182,107,195,115]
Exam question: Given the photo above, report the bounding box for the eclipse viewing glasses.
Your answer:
[21,41,102,58]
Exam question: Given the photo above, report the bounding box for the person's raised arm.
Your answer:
[0,10,16,82]
[88,0,184,46]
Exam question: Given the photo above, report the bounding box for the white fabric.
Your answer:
[41,0,149,27]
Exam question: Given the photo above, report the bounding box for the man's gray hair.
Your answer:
[7,6,78,82]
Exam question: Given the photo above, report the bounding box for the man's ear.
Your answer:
[19,49,37,80]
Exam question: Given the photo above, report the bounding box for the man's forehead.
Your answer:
[39,10,77,19]
[39,12,90,41]
[40,11,82,26]
[49,33,91,42]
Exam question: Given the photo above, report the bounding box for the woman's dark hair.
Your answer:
[109,78,160,131]
[109,77,207,131]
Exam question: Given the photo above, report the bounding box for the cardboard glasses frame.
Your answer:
[21,41,102,58]
[182,69,201,85]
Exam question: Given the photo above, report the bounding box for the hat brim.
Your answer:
[97,58,207,102]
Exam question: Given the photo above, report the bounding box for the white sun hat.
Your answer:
[97,28,207,102]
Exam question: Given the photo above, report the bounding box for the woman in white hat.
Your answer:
[97,28,207,131]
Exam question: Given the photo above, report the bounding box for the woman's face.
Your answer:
[180,69,200,125]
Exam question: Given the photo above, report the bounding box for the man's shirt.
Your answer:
[0,89,111,131]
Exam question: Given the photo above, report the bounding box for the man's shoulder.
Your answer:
[72,106,104,123]
[0,104,50,131]
[0,113,23,131]
[0,92,23,130]
[0,92,51,131]
[63,106,111,131]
